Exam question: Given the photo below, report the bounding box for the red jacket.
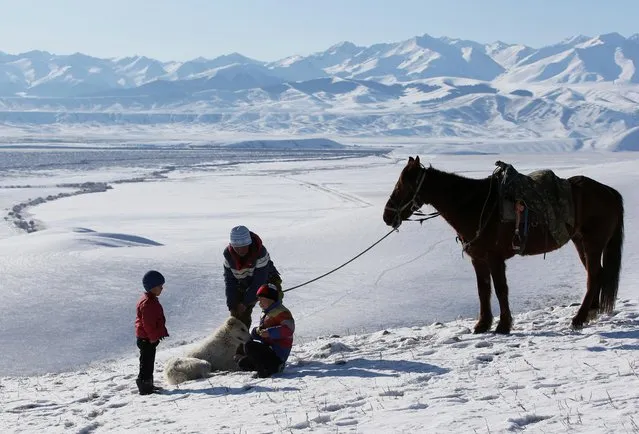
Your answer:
[135,293,169,342]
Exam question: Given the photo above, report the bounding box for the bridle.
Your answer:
[385,161,499,251]
[385,165,436,228]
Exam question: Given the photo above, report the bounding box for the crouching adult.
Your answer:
[235,283,295,378]
[223,225,282,328]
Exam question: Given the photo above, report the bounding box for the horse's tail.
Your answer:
[600,190,624,313]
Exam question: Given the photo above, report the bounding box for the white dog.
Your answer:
[164,316,252,385]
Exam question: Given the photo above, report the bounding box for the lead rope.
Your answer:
[282,228,397,293]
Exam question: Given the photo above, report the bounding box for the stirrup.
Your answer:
[511,234,522,251]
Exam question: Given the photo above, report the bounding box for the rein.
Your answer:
[407,209,441,224]
[456,166,501,250]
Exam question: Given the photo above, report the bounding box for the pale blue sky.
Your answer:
[0,0,636,61]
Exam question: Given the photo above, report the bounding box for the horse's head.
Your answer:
[383,156,428,228]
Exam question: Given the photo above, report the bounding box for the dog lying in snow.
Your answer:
[164,316,251,385]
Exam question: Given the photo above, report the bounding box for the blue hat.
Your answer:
[230,225,252,248]
[143,270,165,292]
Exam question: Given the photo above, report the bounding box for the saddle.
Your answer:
[494,161,574,253]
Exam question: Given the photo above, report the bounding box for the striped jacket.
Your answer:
[223,232,279,309]
[252,302,295,362]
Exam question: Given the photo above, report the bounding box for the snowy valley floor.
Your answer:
[2,300,639,434]
[1,144,638,433]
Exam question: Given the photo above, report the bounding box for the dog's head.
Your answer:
[225,316,252,344]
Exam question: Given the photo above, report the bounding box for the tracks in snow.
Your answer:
[284,176,373,208]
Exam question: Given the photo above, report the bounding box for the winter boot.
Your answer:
[136,379,155,395]
[253,370,272,379]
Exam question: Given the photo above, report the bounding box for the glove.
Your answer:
[251,327,261,338]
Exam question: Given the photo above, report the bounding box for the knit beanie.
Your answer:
[143,270,165,292]
[230,225,252,247]
[256,283,279,301]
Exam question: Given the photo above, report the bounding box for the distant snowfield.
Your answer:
[0,125,595,153]
[0,140,638,433]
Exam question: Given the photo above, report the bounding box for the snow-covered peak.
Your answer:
[555,34,591,47]
[590,32,628,46]
[498,33,639,84]
[17,49,53,59]
[325,41,360,55]
[209,52,263,65]
[485,42,534,69]
[487,40,512,50]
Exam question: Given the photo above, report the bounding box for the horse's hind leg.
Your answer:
[572,236,600,320]
[489,258,513,334]
[572,242,604,329]
[471,258,493,333]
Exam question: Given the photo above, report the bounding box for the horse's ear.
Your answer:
[415,156,420,165]
[408,156,414,163]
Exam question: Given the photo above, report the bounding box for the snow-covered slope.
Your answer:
[1,150,638,433]
[3,302,639,433]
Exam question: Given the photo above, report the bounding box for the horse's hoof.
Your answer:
[570,318,585,330]
[473,323,492,334]
[494,323,511,334]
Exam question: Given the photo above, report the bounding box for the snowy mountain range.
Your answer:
[2,32,639,150]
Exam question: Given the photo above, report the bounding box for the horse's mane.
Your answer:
[425,165,495,198]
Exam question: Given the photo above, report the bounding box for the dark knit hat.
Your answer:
[256,283,279,301]
[143,270,165,292]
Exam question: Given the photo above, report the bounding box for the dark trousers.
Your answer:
[236,303,256,328]
[238,340,284,377]
[137,338,158,382]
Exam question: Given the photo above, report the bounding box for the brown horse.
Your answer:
[383,156,624,334]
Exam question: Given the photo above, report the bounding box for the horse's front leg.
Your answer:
[488,258,513,334]
[471,258,493,333]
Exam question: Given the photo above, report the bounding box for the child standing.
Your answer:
[135,270,169,395]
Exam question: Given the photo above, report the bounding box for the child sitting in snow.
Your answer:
[235,283,295,378]
[134,270,169,395]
